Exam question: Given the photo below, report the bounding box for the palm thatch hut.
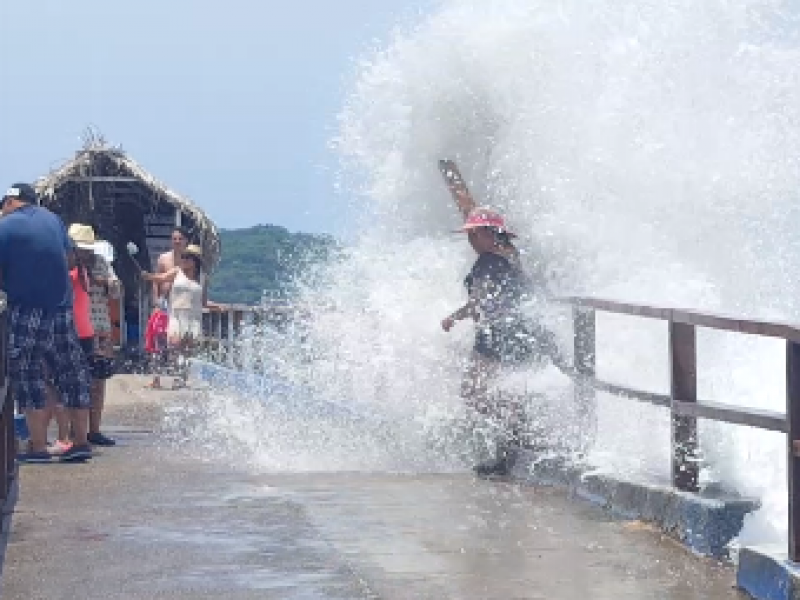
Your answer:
[34,131,221,349]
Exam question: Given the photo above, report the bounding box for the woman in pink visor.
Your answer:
[441,206,558,477]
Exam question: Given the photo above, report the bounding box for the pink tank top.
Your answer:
[70,267,94,339]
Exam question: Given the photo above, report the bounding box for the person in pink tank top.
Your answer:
[43,256,96,455]
[70,264,94,345]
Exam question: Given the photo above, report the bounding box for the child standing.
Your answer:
[145,303,169,389]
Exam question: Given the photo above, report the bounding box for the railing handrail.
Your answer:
[564,296,800,342]
[202,303,296,315]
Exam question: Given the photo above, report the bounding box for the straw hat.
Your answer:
[183,244,203,258]
[68,223,98,250]
[182,245,205,266]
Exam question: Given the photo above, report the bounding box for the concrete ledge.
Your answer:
[736,546,800,600]
[513,450,758,561]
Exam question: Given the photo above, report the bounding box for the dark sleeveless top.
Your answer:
[464,252,527,323]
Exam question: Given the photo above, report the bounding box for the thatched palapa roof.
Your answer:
[34,131,220,272]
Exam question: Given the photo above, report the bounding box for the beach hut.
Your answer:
[34,132,221,350]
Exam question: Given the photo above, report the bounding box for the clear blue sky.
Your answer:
[0,0,432,234]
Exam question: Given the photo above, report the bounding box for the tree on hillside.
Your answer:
[208,224,337,305]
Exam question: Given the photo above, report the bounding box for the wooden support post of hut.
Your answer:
[34,134,221,356]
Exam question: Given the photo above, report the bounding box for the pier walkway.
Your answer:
[1,376,745,600]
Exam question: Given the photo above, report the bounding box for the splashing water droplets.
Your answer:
[191,0,800,546]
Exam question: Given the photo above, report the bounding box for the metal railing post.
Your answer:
[670,322,699,492]
[214,312,222,361]
[573,306,596,450]
[226,309,235,367]
[786,340,800,561]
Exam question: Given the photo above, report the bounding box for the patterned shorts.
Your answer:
[9,306,92,411]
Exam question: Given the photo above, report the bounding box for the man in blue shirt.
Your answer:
[0,183,92,462]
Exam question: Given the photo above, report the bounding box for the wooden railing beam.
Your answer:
[670,322,699,492]
[787,341,800,561]
[573,307,596,450]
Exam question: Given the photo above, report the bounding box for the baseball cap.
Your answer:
[3,183,38,205]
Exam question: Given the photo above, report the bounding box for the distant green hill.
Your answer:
[208,225,338,305]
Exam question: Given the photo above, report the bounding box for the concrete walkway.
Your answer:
[1,376,746,599]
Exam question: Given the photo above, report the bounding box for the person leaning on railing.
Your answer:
[0,183,93,463]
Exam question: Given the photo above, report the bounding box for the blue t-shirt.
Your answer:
[0,205,72,310]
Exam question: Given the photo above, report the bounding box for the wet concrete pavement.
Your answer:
[1,376,746,599]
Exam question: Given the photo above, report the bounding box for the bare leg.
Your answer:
[461,351,499,414]
[150,351,163,388]
[89,379,105,434]
[54,406,70,442]
[92,336,110,431]
[173,335,194,388]
[149,347,165,389]
[43,370,70,443]
[461,352,520,476]
[68,408,90,447]
[24,408,50,454]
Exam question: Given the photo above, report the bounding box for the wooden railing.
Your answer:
[200,303,295,368]
[565,297,800,561]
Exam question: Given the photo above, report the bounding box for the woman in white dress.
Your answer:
[142,244,206,388]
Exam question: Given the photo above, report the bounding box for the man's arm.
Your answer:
[142,267,179,284]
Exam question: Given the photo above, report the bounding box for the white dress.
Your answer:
[167,270,204,339]
[89,255,120,334]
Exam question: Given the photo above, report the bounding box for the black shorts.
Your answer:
[474,317,559,365]
[78,337,116,380]
[79,337,94,358]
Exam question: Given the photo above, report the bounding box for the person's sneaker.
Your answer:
[59,444,93,462]
[473,447,519,478]
[17,451,52,464]
[87,432,116,447]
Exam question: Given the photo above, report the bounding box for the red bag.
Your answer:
[145,310,169,354]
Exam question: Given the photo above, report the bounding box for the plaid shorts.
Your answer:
[9,305,92,411]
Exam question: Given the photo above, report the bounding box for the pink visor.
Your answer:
[456,210,516,237]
